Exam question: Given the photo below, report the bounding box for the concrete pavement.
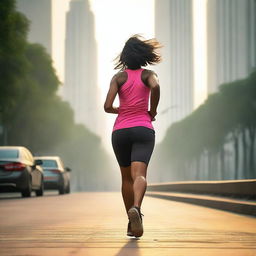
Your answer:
[0,192,256,256]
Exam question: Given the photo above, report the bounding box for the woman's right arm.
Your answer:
[104,75,119,114]
[148,72,160,120]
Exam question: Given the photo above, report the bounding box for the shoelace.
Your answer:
[137,210,144,221]
[140,213,144,221]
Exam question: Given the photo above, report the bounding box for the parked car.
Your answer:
[34,156,71,194]
[0,146,44,197]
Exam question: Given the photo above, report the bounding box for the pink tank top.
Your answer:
[113,68,154,131]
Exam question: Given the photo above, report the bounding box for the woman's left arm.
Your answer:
[104,75,119,114]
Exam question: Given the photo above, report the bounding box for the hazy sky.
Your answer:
[52,0,154,94]
[52,0,70,83]
[193,0,208,109]
[90,0,155,99]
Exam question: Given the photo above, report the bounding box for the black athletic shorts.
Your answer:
[111,126,155,167]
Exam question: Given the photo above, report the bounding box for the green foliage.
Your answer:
[0,0,29,122]
[25,43,59,96]
[156,69,256,180]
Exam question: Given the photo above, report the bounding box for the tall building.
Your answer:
[207,0,256,94]
[154,0,194,141]
[16,0,52,55]
[64,0,100,134]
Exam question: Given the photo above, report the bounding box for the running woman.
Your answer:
[104,35,161,237]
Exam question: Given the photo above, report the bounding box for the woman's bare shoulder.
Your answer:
[115,71,128,87]
[141,69,158,87]
[142,69,158,77]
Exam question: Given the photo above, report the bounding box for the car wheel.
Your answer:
[59,184,65,195]
[21,178,32,198]
[36,176,44,197]
[65,182,70,194]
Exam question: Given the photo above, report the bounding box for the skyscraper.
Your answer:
[154,0,194,141]
[16,0,52,55]
[207,0,256,94]
[64,0,100,134]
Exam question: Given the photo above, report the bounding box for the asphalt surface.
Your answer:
[0,191,256,256]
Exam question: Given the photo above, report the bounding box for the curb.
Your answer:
[146,191,256,217]
[147,179,256,198]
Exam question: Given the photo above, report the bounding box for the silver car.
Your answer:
[34,156,71,195]
[0,146,44,197]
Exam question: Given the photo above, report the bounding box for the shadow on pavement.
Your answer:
[115,238,141,256]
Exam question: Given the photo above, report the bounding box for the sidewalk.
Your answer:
[0,192,255,255]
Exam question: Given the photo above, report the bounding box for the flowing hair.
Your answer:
[114,34,162,70]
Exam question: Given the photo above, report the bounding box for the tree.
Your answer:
[153,70,256,181]
[0,0,29,143]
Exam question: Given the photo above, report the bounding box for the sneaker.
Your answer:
[127,221,133,237]
[128,206,144,237]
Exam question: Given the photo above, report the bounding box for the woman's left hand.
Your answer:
[148,111,156,121]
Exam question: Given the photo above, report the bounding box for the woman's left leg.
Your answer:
[120,165,134,213]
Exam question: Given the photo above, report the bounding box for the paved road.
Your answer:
[0,192,255,256]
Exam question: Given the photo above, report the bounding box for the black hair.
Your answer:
[114,34,162,70]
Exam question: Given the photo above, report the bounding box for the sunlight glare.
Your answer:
[193,0,208,109]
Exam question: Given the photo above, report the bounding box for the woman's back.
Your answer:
[119,69,149,110]
[113,69,153,131]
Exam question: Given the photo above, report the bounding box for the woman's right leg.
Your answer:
[120,165,135,237]
[112,129,134,212]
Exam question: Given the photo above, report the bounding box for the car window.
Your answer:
[41,160,58,168]
[0,149,19,159]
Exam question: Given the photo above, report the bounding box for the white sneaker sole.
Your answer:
[128,208,143,237]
